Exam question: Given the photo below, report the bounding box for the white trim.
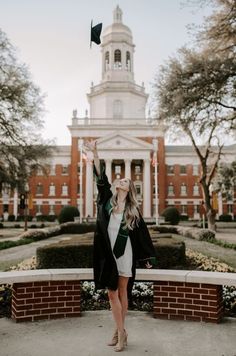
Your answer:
[1,269,236,286]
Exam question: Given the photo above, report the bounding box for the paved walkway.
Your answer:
[0,235,73,271]
[0,311,236,356]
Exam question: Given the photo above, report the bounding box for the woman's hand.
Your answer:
[84,140,97,154]
[145,261,152,269]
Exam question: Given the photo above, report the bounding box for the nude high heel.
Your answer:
[107,329,118,346]
[114,329,128,352]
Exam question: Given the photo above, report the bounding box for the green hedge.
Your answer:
[161,207,180,225]
[36,234,186,269]
[153,238,186,268]
[219,214,233,222]
[36,234,94,269]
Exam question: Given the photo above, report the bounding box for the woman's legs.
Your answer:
[118,276,129,326]
[108,276,129,332]
[108,288,124,333]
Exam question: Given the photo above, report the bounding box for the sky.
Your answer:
[0,0,214,145]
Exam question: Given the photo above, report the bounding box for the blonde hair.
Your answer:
[110,179,140,230]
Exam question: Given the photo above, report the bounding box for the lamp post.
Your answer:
[152,138,159,226]
[24,182,29,231]
[78,138,84,224]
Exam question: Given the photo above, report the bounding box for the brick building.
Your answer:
[1,6,235,220]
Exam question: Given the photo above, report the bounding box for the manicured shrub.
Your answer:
[46,215,57,222]
[36,233,186,270]
[58,206,80,224]
[161,207,180,225]
[180,214,189,221]
[8,215,15,222]
[0,223,4,229]
[152,237,186,268]
[36,234,94,269]
[60,222,96,234]
[219,214,233,222]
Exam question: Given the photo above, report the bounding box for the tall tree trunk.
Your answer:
[206,208,216,231]
[201,181,216,231]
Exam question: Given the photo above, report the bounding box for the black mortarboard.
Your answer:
[90,20,102,47]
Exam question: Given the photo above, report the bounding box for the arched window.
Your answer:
[49,183,55,196]
[61,183,68,196]
[105,51,109,71]
[168,183,174,196]
[126,51,131,70]
[193,183,199,196]
[105,51,109,63]
[114,49,122,69]
[113,100,123,119]
[114,49,121,62]
[180,183,187,196]
[36,183,43,195]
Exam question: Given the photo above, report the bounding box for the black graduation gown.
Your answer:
[93,164,157,291]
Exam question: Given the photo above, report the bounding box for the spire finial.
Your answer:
[113,5,123,23]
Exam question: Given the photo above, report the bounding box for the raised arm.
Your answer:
[84,140,100,175]
[84,140,112,204]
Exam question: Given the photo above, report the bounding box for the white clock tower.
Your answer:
[87,5,148,119]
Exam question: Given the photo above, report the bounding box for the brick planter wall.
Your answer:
[12,280,81,322]
[154,281,223,323]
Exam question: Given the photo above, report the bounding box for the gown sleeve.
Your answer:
[93,160,112,205]
[134,215,157,267]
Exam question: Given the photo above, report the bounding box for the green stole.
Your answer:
[105,199,129,259]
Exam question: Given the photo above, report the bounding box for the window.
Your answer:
[115,165,121,174]
[49,204,55,215]
[228,204,233,214]
[50,165,56,175]
[62,165,68,175]
[36,183,43,195]
[134,182,142,196]
[194,205,200,214]
[114,49,121,63]
[105,51,109,64]
[49,183,55,196]
[126,51,130,70]
[193,183,199,196]
[37,167,43,176]
[181,205,187,214]
[135,165,141,174]
[193,165,198,176]
[168,184,174,196]
[167,165,174,174]
[105,51,109,71]
[180,165,186,174]
[62,183,68,196]
[180,183,187,196]
[36,204,42,215]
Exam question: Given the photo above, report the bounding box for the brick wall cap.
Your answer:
[1,269,236,287]
[186,271,236,286]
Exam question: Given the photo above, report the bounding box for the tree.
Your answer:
[152,0,236,230]
[212,161,236,200]
[0,28,54,192]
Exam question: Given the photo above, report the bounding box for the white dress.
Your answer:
[108,212,133,278]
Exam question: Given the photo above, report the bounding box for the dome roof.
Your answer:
[102,23,132,38]
[102,5,133,41]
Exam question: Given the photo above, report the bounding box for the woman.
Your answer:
[85,140,157,352]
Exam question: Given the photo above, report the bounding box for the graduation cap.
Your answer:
[90,20,102,47]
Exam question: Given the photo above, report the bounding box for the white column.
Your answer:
[13,188,18,218]
[85,158,94,217]
[143,158,151,218]
[105,159,112,183]
[125,159,131,179]
[218,192,223,216]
